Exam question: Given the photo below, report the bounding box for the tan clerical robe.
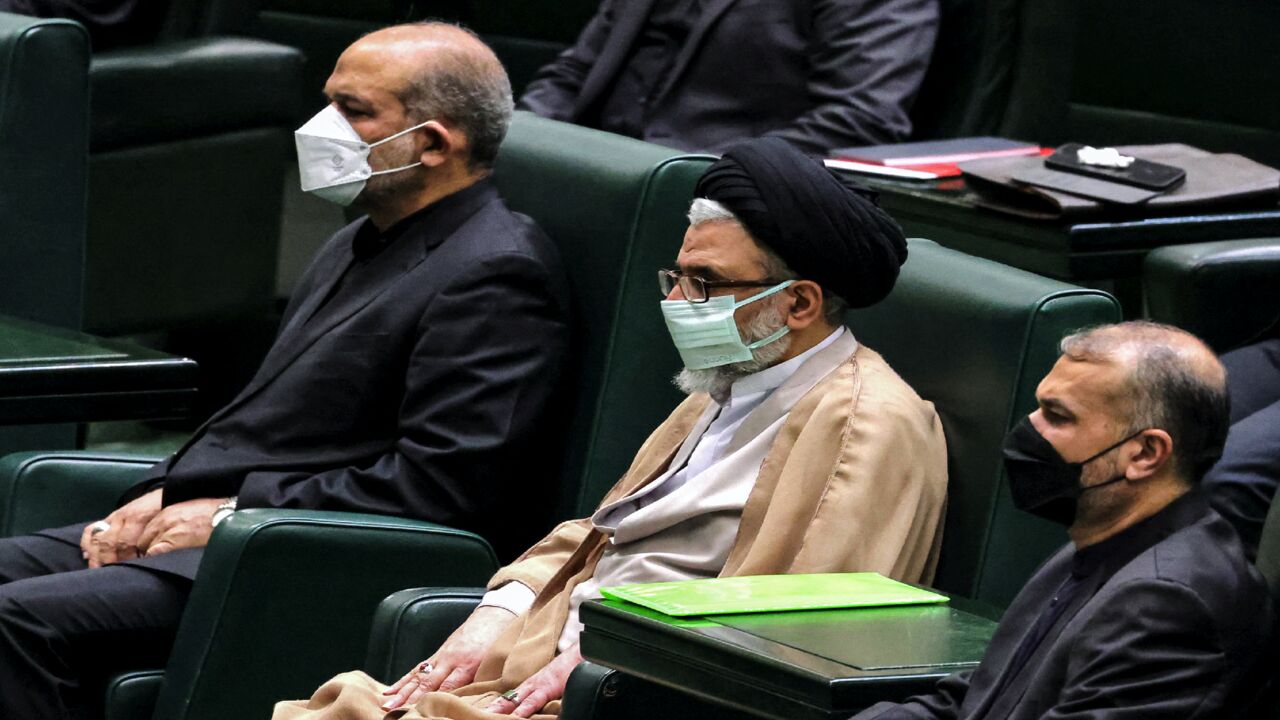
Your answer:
[274,340,947,720]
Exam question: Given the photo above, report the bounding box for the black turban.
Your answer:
[695,137,908,308]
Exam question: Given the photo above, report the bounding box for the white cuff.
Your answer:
[478,581,536,617]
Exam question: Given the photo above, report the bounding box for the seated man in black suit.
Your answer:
[1203,336,1280,560]
[856,321,1273,720]
[0,22,570,720]
[518,0,939,154]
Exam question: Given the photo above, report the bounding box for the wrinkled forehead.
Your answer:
[328,35,433,106]
[677,221,769,275]
[1038,354,1129,419]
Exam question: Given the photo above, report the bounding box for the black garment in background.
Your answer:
[1203,338,1280,559]
[519,0,939,154]
[0,0,164,48]
[854,491,1273,720]
[593,0,700,139]
[0,179,569,720]
[0,532,190,720]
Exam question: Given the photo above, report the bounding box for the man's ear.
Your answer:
[1124,429,1174,482]
[417,121,457,168]
[784,280,826,330]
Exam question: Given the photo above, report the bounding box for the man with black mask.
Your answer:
[854,321,1274,720]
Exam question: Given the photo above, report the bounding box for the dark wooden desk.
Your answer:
[580,599,998,720]
[0,314,198,424]
[853,176,1280,283]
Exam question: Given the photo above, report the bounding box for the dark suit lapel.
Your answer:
[980,572,1106,718]
[251,233,430,396]
[192,225,430,441]
[575,0,660,115]
[650,0,742,106]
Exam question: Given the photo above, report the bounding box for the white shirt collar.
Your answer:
[724,326,849,404]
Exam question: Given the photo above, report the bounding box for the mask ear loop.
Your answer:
[366,119,435,176]
[736,280,796,350]
[731,280,795,309]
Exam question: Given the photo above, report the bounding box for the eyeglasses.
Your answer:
[658,269,783,303]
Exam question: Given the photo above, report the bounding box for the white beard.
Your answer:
[674,299,793,398]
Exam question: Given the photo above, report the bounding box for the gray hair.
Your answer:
[687,198,849,325]
[1059,321,1229,483]
[396,22,513,170]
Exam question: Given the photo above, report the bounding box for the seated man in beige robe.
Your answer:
[275,137,948,720]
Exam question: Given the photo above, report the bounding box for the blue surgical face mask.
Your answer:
[660,280,794,370]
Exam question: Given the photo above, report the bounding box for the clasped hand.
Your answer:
[381,601,580,717]
[381,606,581,716]
[80,489,227,567]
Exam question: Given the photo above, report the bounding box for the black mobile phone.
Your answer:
[1044,143,1186,191]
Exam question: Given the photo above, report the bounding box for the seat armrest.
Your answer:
[561,662,618,720]
[0,451,161,537]
[1143,238,1280,352]
[105,669,166,720]
[560,661,744,720]
[153,510,498,720]
[365,587,486,682]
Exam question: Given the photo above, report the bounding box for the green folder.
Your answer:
[599,572,949,617]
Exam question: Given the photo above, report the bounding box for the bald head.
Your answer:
[340,22,513,168]
[1059,321,1229,482]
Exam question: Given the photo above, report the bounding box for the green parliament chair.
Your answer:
[0,115,708,720]
[84,0,305,337]
[363,239,1121,719]
[0,12,92,458]
[1142,238,1280,353]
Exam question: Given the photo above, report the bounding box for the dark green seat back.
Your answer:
[1143,238,1280,353]
[494,112,711,519]
[0,15,89,330]
[85,0,303,336]
[849,239,1120,606]
[0,14,90,457]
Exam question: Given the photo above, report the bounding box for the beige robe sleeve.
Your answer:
[486,394,714,595]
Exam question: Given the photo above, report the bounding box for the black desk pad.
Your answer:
[711,605,991,671]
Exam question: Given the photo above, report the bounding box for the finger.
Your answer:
[146,539,175,557]
[484,697,517,715]
[94,532,118,566]
[384,662,426,696]
[436,665,473,693]
[514,689,549,718]
[380,677,420,712]
[136,515,167,553]
[79,523,96,559]
[402,683,431,708]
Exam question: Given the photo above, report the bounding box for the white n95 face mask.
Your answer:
[294,105,431,206]
[660,280,794,370]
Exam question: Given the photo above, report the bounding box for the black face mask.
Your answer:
[1001,416,1143,526]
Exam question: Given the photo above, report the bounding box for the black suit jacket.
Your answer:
[518,0,938,154]
[856,493,1274,720]
[71,180,571,578]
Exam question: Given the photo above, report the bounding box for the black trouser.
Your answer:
[0,526,191,720]
[1205,339,1280,560]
